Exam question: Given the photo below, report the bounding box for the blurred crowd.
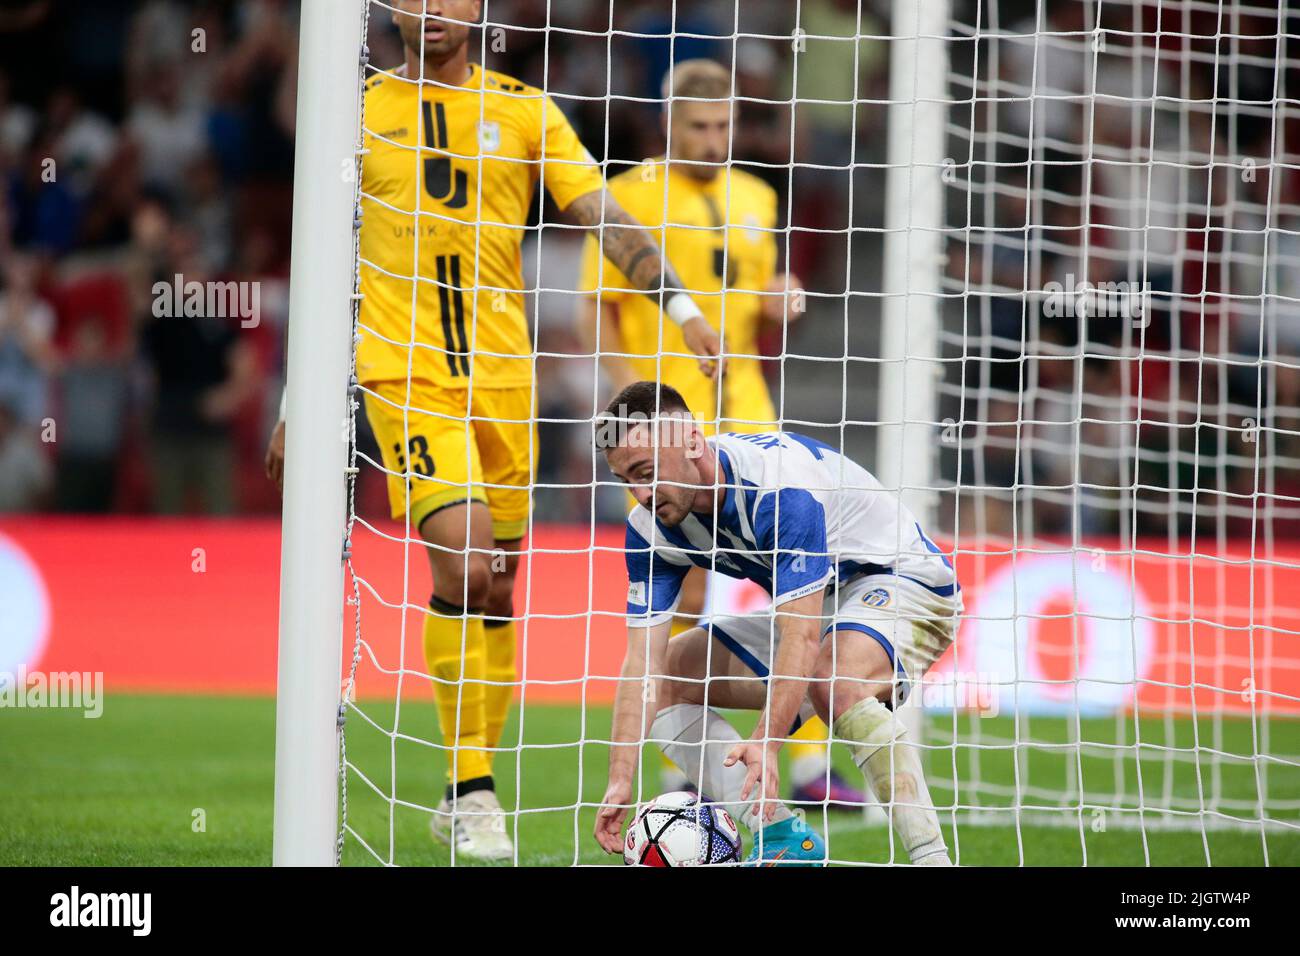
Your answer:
[0,0,882,521]
[1,0,1295,544]
[940,2,1300,543]
[0,0,297,514]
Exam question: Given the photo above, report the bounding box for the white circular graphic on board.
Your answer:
[963,553,1156,716]
[0,532,51,687]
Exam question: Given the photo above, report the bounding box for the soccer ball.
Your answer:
[623,791,742,866]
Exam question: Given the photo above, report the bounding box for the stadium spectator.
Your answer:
[626,0,729,101]
[0,70,36,161]
[125,64,209,195]
[0,251,57,428]
[0,392,51,512]
[784,0,889,289]
[138,222,258,515]
[53,316,132,513]
[7,128,83,254]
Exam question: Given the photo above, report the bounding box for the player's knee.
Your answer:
[465,557,494,608]
[663,628,709,692]
[675,591,705,618]
[434,556,493,609]
[809,662,879,726]
[807,661,836,723]
[657,676,698,708]
[485,565,516,619]
[664,631,691,676]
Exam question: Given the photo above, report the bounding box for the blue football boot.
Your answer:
[745,816,828,866]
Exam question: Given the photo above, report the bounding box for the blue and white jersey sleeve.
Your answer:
[624,521,691,627]
[751,487,835,606]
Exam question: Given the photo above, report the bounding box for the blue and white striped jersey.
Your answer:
[624,431,959,626]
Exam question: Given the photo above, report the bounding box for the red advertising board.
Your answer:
[1,518,1297,715]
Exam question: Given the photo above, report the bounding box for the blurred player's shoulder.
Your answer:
[731,167,777,201]
[608,158,661,187]
[601,159,667,213]
[361,63,537,100]
[361,66,415,122]
[725,168,779,222]
[364,65,411,96]
[479,65,536,97]
[478,67,582,141]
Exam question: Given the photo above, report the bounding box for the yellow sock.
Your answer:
[788,716,831,761]
[483,619,517,767]
[423,599,490,785]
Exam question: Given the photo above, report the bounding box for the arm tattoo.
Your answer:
[569,188,687,302]
[620,245,657,284]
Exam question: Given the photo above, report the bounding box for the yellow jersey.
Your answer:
[357,63,604,388]
[578,160,779,424]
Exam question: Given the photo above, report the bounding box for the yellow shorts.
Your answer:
[667,357,778,435]
[721,357,778,434]
[363,379,537,540]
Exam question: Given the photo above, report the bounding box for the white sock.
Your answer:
[651,703,792,833]
[833,697,950,865]
[659,762,690,793]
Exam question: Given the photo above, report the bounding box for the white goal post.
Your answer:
[272,0,368,867]
[877,0,952,787]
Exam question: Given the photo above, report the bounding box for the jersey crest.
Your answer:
[477,120,502,153]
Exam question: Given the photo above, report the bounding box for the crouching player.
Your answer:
[592,382,960,865]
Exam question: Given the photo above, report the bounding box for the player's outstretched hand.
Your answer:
[264,420,286,494]
[724,739,781,822]
[594,780,633,854]
[681,314,724,382]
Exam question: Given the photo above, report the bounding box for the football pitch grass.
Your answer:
[1,693,1296,867]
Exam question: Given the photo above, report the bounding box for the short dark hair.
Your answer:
[602,380,691,420]
[594,381,694,451]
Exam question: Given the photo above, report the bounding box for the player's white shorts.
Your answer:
[704,573,962,717]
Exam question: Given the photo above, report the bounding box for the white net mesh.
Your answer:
[934,0,1300,856]
[331,0,1300,866]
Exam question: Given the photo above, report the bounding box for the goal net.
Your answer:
[929,0,1300,860]
[302,0,1300,866]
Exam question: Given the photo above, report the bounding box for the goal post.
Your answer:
[877,0,953,773]
[878,0,951,519]
[272,0,368,868]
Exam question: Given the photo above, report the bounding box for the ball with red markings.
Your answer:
[623,791,742,867]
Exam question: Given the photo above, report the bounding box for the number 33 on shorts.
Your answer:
[362,378,538,539]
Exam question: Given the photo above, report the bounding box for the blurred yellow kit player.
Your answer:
[576,59,866,809]
[356,1,721,861]
[577,67,789,430]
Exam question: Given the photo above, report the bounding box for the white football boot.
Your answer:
[430,789,514,862]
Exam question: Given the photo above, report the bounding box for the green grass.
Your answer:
[1,693,1296,866]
